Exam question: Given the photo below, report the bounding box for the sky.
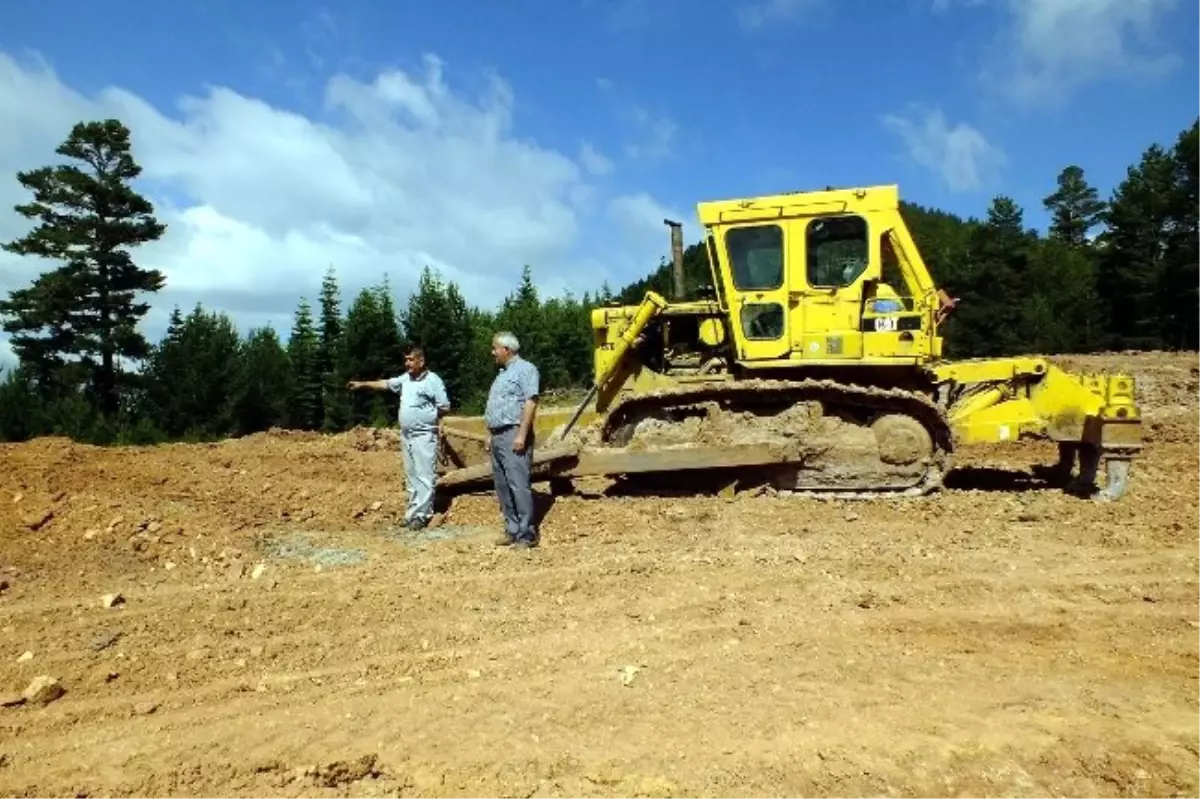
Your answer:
[0,0,1196,369]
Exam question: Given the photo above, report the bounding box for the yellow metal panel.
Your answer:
[862,330,931,358]
[696,184,900,226]
[596,362,677,412]
[949,398,1045,444]
[794,333,863,359]
[929,357,1053,383]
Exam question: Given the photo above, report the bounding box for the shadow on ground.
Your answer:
[944,466,1065,493]
[454,466,1074,501]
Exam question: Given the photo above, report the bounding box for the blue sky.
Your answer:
[0,0,1196,356]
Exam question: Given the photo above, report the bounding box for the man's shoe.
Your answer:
[511,538,538,550]
[494,534,515,547]
[407,518,428,531]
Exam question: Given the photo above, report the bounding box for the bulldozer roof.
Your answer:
[696,183,901,227]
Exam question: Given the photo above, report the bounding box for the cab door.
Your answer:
[719,222,790,361]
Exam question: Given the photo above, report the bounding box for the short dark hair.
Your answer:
[405,345,425,359]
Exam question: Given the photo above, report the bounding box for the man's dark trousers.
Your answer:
[489,425,536,544]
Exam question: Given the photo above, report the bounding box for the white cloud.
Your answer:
[0,50,678,354]
[943,0,1182,106]
[606,193,694,246]
[881,106,1006,192]
[623,107,677,161]
[594,78,678,162]
[579,141,614,176]
[569,192,696,290]
[1004,0,1180,106]
[736,0,825,30]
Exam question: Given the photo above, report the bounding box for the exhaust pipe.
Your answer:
[664,218,684,301]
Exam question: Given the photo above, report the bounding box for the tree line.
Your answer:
[0,117,1195,445]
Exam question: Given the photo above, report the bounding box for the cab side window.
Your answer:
[807,215,868,288]
[870,233,909,313]
[726,225,784,291]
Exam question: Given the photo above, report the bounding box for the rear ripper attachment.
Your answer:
[928,357,1142,501]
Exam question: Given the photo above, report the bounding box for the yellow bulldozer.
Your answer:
[436,184,1141,501]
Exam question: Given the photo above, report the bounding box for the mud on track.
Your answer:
[0,351,1197,797]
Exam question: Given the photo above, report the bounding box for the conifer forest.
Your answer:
[0,117,1196,445]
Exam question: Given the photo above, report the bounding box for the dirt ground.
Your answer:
[1,351,1196,798]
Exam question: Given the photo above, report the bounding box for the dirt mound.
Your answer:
[1049,350,1197,406]
[0,351,1196,797]
[1048,351,1197,444]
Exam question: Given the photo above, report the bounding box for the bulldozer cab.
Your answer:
[697,185,946,366]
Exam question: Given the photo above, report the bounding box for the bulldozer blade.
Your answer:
[437,442,799,496]
[436,442,583,494]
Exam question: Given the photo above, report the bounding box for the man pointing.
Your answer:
[348,345,450,530]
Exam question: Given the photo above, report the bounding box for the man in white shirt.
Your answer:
[348,345,450,530]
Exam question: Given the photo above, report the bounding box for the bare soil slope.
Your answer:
[1,351,1196,798]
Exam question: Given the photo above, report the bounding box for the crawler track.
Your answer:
[598,378,956,498]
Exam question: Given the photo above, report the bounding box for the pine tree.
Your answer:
[468,307,501,412]
[540,293,593,390]
[442,281,474,402]
[317,267,350,431]
[401,266,473,410]
[317,267,343,374]
[287,298,323,430]
[1097,144,1177,349]
[0,119,166,418]
[1022,239,1104,353]
[0,366,40,442]
[230,326,291,435]
[341,281,404,426]
[374,278,405,370]
[949,196,1031,356]
[141,306,186,435]
[141,304,241,438]
[495,266,551,369]
[1043,165,1106,247]
[1160,120,1199,349]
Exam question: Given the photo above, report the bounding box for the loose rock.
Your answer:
[133,700,160,715]
[91,631,122,652]
[23,509,54,531]
[23,675,65,706]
